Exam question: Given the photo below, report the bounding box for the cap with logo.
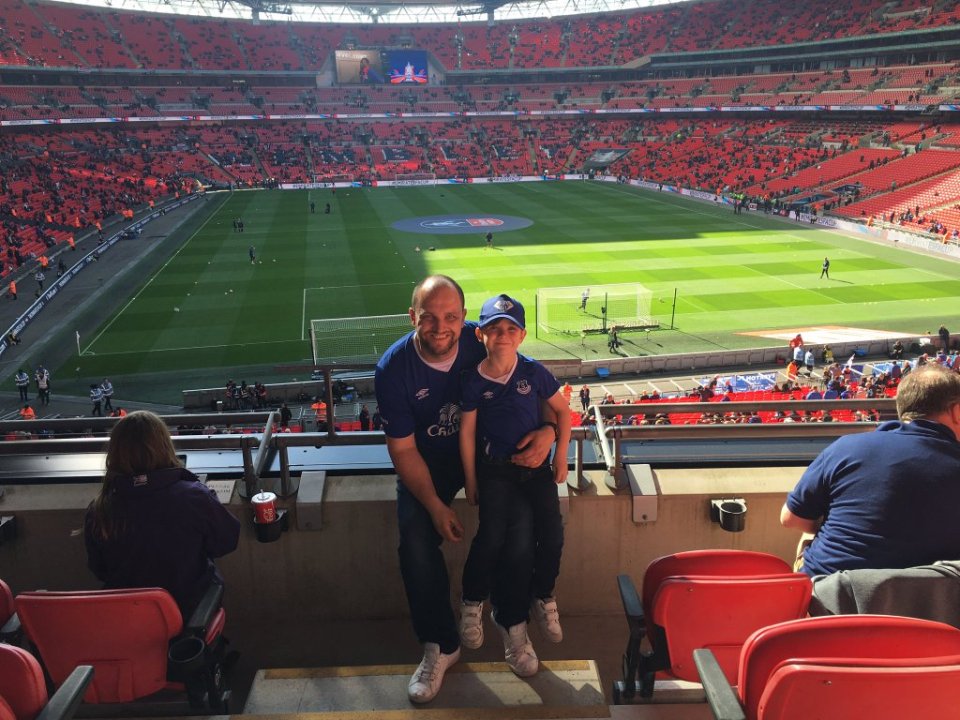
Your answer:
[478,294,525,330]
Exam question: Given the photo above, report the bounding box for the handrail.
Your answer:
[0,404,897,492]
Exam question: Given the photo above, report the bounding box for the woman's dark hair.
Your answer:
[88,411,182,540]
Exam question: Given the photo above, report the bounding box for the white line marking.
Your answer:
[305,281,415,291]
[83,205,222,355]
[593,183,846,301]
[85,337,305,358]
[301,287,307,341]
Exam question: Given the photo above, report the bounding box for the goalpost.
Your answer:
[535,282,658,337]
[310,314,411,366]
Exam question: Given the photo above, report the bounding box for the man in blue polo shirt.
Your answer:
[375,275,555,704]
[781,364,960,576]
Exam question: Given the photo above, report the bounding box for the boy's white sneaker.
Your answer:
[459,600,484,649]
[407,643,460,703]
[498,622,539,677]
[531,596,563,643]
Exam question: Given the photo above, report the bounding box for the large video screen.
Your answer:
[385,50,429,85]
[335,50,385,84]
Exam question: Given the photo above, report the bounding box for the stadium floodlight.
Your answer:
[310,314,412,366]
[535,282,658,338]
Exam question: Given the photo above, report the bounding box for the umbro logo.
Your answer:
[482,391,495,400]
[415,388,430,400]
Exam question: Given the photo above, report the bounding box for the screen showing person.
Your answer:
[334,50,385,84]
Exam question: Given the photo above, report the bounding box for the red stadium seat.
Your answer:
[0,644,92,720]
[0,579,20,645]
[694,615,960,720]
[16,586,230,714]
[614,550,811,702]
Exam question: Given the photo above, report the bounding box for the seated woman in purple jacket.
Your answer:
[85,411,240,618]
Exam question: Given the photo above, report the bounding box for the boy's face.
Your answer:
[476,318,526,356]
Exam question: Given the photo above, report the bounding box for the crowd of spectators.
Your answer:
[3,0,960,72]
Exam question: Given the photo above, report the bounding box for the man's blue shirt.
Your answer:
[787,419,960,576]
[375,322,485,461]
[461,353,560,460]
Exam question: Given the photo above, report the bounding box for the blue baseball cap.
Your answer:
[479,294,525,329]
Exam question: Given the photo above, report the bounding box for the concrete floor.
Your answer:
[229,614,628,713]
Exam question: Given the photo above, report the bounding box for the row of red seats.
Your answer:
[0,578,230,718]
[3,0,960,72]
[614,550,960,719]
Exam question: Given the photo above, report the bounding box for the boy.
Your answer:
[458,294,572,677]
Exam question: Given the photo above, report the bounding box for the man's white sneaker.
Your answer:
[407,643,460,704]
[459,600,484,649]
[531,596,563,643]
[498,622,539,677]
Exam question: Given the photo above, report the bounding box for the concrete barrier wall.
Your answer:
[0,467,803,624]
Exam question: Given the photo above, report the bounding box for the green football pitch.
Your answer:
[71,181,960,381]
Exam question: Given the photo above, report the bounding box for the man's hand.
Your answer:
[429,502,464,542]
[511,424,555,468]
[552,457,567,485]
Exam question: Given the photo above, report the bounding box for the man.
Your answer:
[580,288,589,311]
[485,231,493,250]
[311,397,327,431]
[100,378,114,412]
[781,365,960,576]
[820,256,830,279]
[375,275,555,704]
[939,325,951,352]
[35,365,51,406]
[90,383,103,416]
[249,246,256,264]
[15,369,30,402]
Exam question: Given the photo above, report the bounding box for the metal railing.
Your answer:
[0,398,899,497]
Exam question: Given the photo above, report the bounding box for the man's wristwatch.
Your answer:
[541,421,559,440]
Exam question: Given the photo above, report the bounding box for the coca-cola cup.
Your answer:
[252,491,277,524]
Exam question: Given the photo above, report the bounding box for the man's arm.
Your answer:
[385,434,463,542]
[546,391,572,484]
[460,409,479,506]
[510,398,559,468]
[779,503,820,534]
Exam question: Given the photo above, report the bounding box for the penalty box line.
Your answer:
[301,281,417,340]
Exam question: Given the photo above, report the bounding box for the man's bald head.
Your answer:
[411,275,465,313]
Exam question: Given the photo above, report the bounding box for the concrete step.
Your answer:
[244,659,607,715]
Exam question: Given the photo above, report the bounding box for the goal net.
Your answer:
[310,314,411,366]
[536,283,657,336]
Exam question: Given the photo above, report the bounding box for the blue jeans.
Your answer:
[461,462,563,625]
[398,458,535,653]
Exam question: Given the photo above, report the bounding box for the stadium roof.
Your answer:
[60,0,689,24]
